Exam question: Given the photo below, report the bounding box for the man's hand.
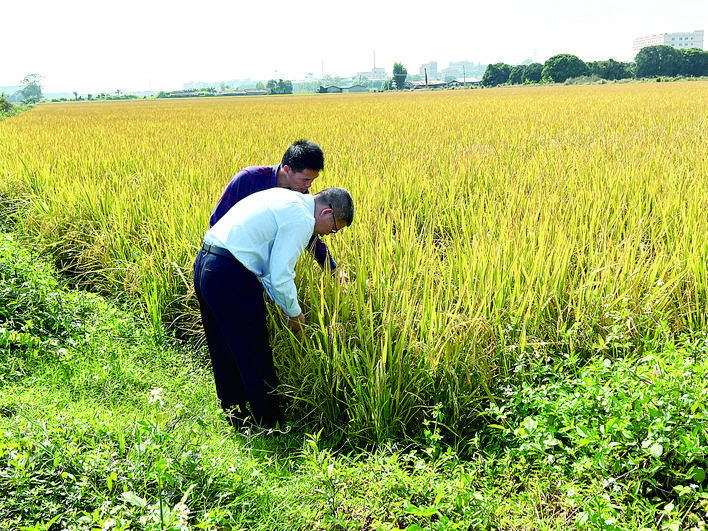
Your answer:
[334,267,349,285]
[286,312,306,332]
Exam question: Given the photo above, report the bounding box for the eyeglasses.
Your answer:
[329,203,339,234]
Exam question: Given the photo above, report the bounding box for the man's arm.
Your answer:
[307,235,338,271]
[261,217,312,320]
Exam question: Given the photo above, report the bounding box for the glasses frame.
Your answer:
[329,203,338,233]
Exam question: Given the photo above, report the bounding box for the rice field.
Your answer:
[1,82,707,442]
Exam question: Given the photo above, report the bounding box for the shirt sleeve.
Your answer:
[260,217,313,318]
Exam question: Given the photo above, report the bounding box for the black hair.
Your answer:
[281,139,324,173]
[315,187,354,226]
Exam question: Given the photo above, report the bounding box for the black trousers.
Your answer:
[193,245,282,428]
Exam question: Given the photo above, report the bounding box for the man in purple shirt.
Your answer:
[209,139,343,277]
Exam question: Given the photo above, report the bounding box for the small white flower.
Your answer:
[110,504,126,515]
[174,502,190,515]
[101,518,116,530]
[149,387,164,405]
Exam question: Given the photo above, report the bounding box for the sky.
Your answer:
[2,0,707,95]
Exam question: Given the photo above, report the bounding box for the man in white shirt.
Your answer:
[193,186,354,429]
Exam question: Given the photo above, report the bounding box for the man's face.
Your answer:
[313,205,347,236]
[282,165,318,193]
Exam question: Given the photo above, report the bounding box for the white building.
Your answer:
[419,61,439,79]
[356,67,388,81]
[633,30,704,58]
[441,61,482,79]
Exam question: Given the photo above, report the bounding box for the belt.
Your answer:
[201,242,235,260]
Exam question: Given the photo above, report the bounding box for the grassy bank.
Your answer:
[1,234,706,530]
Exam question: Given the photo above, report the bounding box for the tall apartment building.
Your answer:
[419,62,439,79]
[633,30,704,57]
[440,61,485,80]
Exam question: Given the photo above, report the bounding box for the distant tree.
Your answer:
[482,63,511,87]
[297,80,321,93]
[587,59,634,80]
[320,74,347,87]
[1,95,14,115]
[381,79,394,91]
[508,65,527,85]
[635,45,683,78]
[266,79,293,95]
[680,48,708,77]
[523,63,544,83]
[542,54,589,83]
[393,62,408,90]
[19,74,43,103]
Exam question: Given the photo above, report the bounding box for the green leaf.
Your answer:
[524,417,538,433]
[575,512,589,526]
[576,426,590,439]
[404,502,438,518]
[121,490,147,507]
[693,467,706,483]
[650,442,663,458]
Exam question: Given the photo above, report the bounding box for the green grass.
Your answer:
[1,233,707,530]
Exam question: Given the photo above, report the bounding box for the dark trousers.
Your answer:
[193,246,282,428]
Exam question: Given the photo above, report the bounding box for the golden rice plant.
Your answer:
[1,83,707,442]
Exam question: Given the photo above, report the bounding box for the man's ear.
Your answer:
[316,206,332,220]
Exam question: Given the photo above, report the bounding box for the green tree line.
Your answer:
[482,45,708,87]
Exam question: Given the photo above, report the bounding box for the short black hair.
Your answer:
[315,187,354,226]
[281,139,324,173]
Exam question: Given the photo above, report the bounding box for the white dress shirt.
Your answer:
[203,188,315,317]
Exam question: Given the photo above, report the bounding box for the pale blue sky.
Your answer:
[2,0,706,94]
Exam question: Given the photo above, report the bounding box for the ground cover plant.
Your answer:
[1,233,706,530]
[1,83,707,447]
